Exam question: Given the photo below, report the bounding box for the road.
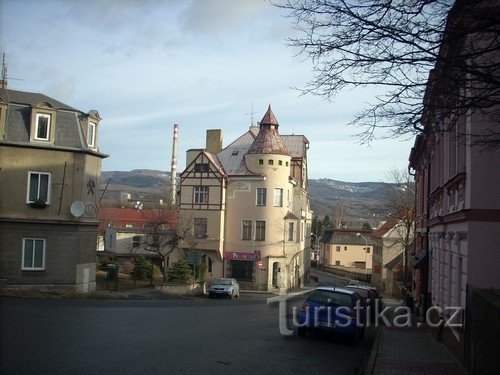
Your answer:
[0,289,376,374]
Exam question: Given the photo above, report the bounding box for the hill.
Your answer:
[100,170,395,227]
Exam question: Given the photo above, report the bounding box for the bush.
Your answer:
[168,258,193,283]
[134,255,153,279]
[97,257,116,271]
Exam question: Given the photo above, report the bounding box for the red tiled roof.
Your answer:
[373,216,400,238]
[98,207,178,231]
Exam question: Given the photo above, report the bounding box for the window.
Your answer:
[366,247,370,253]
[274,188,283,207]
[228,260,253,281]
[256,188,266,206]
[288,222,294,241]
[194,163,209,172]
[35,113,51,140]
[242,220,252,240]
[278,160,283,166]
[336,246,340,252]
[344,246,347,251]
[27,171,51,204]
[335,261,341,266]
[22,238,45,270]
[259,159,263,165]
[268,159,274,165]
[255,221,266,241]
[87,122,96,147]
[194,218,207,238]
[132,235,141,247]
[194,186,209,204]
[286,162,289,166]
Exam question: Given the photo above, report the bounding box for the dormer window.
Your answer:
[87,122,96,147]
[30,103,56,143]
[35,114,51,141]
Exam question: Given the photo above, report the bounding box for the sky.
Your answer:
[1,0,415,182]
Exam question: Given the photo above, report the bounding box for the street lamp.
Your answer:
[356,232,369,270]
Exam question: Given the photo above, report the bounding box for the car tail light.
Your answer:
[301,302,310,311]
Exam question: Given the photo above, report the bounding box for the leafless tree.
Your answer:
[141,204,192,282]
[276,0,500,147]
[382,168,415,285]
[332,201,346,229]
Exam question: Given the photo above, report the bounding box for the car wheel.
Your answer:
[297,327,307,337]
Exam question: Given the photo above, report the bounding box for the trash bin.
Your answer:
[107,264,117,281]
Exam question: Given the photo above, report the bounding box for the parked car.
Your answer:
[208,278,240,299]
[347,279,361,286]
[344,285,383,321]
[297,287,366,343]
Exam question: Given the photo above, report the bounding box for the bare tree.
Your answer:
[141,205,192,282]
[332,201,346,229]
[382,168,415,286]
[276,0,500,147]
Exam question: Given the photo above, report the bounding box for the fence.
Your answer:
[99,263,162,291]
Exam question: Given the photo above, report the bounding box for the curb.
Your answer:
[359,326,382,375]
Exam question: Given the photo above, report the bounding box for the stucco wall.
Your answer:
[0,221,98,287]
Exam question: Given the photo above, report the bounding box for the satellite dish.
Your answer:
[70,201,85,217]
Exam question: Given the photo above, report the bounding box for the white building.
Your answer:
[178,106,312,291]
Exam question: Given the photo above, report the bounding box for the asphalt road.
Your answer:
[0,289,376,375]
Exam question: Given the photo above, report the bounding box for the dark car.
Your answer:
[344,285,383,321]
[297,287,366,343]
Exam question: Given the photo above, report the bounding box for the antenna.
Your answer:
[1,52,7,88]
[245,100,259,126]
[1,50,25,88]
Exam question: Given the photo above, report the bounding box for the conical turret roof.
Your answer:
[246,105,290,156]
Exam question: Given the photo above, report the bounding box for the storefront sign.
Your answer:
[225,251,255,261]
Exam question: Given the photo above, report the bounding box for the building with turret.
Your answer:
[178,106,311,291]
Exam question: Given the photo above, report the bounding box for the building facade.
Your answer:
[0,87,107,292]
[372,216,414,294]
[319,229,379,271]
[178,106,312,291]
[97,207,180,268]
[409,1,500,366]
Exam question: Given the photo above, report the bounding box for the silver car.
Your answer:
[208,278,240,299]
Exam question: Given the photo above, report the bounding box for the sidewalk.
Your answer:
[362,297,467,375]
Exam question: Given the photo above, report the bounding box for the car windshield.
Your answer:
[308,290,353,306]
[215,279,232,285]
[346,287,369,298]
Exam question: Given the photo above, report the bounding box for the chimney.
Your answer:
[206,129,223,154]
[170,124,179,205]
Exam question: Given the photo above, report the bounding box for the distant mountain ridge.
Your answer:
[100,169,395,225]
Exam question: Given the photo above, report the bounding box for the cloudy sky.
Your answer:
[1,0,415,182]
